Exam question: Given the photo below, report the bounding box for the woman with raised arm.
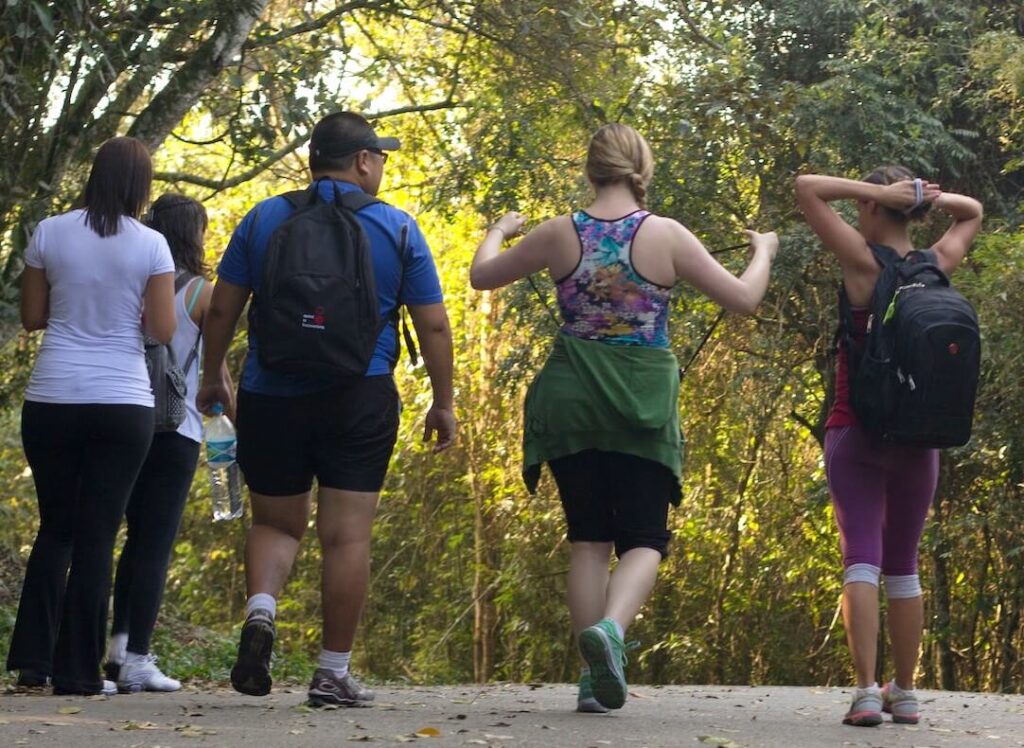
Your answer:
[471,123,778,713]
[795,167,983,727]
[5,137,176,695]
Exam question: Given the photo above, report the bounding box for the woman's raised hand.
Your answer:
[880,179,942,211]
[491,211,528,240]
[744,229,779,261]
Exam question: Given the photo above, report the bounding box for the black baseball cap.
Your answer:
[309,112,401,160]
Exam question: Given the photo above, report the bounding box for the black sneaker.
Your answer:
[230,610,275,696]
[307,668,375,707]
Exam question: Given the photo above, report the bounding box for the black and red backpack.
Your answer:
[839,243,981,447]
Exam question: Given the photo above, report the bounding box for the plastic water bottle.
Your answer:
[206,403,243,521]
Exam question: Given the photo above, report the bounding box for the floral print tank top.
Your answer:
[555,210,672,347]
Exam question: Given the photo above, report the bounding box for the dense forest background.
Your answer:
[1,1,1022,692]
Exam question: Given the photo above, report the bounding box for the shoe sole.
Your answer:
[306,693,371,708]
[889,712,919,724]
[578,628,626,710]
[882,702,920,724]
[230,622,274,696]
[117,680,181,694]
[577,699,610,714]
[843,710,882,727]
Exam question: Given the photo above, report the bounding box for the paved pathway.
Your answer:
[2,683,1022,747]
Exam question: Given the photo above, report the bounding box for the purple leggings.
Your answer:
[824,425,939,575]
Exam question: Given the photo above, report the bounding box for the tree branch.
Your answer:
[244,0,384,48]
[676,5,726,54]
[153,98,462,191]
[155,134,306,191]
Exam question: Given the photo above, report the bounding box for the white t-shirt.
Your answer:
[24,209,175,406]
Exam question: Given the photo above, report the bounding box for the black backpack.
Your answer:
[146,272,201,432]
[251,182,416,377]
[838,243,981,448]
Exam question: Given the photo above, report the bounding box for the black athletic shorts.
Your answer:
[236,375,400,496]
[548,449,674,559]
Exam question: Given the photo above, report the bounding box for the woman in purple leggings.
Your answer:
[796,167,982,727]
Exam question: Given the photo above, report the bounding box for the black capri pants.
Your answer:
[548,449,674,559]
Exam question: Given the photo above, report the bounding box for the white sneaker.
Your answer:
[101,679,118,696]
[117,653,181,693]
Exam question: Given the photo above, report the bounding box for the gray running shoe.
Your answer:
[230,609,275,696]
[842,685,883,727]
[307,668,375,707]
[881,680,920,724]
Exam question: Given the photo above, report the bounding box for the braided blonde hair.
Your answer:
[585,124,654,208]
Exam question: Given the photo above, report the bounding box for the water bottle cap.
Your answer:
[211,403,224,416]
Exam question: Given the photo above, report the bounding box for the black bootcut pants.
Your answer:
[111,431,200,655]
[6,401,153,694]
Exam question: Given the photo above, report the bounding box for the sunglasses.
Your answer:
[367,148,389,163]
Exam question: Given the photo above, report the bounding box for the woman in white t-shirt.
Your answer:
[105,194,233,693]
[5,136,176,696]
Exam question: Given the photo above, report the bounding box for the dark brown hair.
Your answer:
[83,136,153,238]
[863,165,931,223]
[145,193,210,278]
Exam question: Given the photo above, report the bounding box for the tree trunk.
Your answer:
[128,1,272,150]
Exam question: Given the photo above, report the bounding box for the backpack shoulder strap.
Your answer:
[339,190,381,212]
[173,270,195,294]
[280,189,313,209]
[393,223,418,365]
[867,242,901,268]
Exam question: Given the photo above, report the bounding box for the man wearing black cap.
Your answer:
[198,111,456,705]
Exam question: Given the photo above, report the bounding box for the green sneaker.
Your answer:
[577,672,609,713]
[578,618,627,709]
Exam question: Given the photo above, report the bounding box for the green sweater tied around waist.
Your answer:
[522,333,684,505]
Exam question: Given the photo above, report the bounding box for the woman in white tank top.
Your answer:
[104,194,234,693]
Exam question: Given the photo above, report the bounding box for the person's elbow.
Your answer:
[470,267,496,291]
[145,316,176,344]
[794,174,816,207]
[730,297,760,316]
[970,198,984,221]
[410,304,453,344]
[419,312,452,338]
[20,312,47,331]
[721,290,761,316]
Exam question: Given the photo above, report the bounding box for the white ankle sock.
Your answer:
[890,680,914,694]
[246,593,277,619]
[318,648,351,678]
[106,632,128,663]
